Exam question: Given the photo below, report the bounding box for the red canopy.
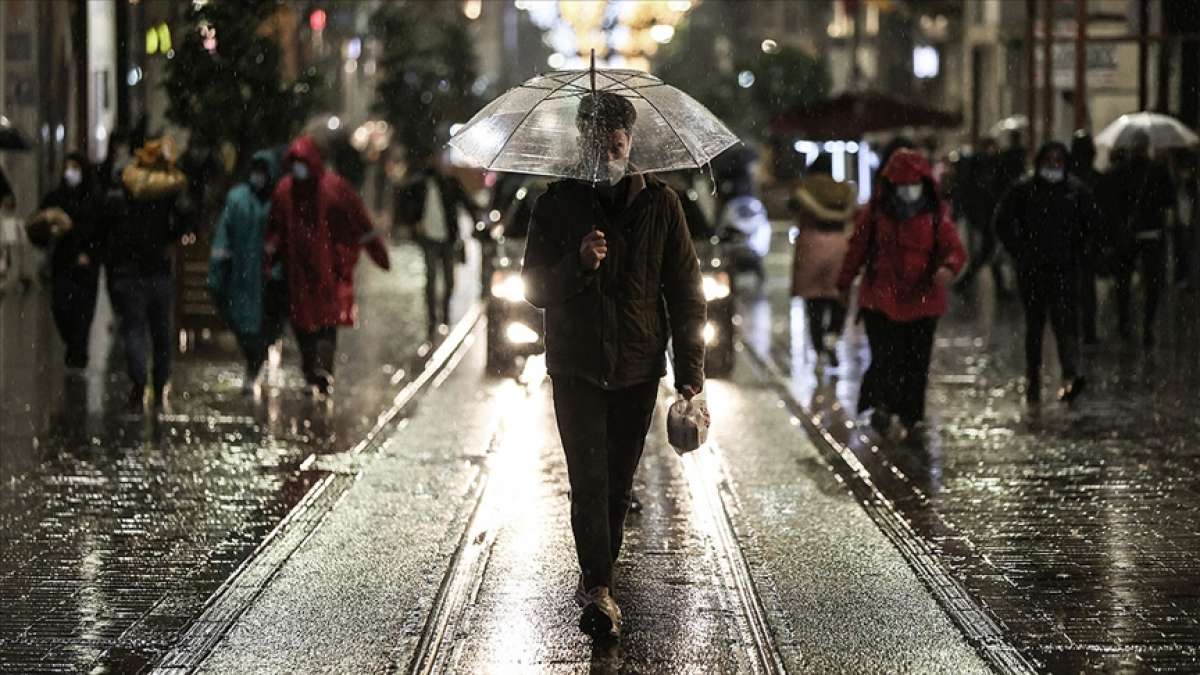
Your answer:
[770,91,962,139]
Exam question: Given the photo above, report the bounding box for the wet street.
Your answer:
[2,223,1200,674]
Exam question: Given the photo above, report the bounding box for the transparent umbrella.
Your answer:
[1095,112,1199,150]
[448,54,739,182]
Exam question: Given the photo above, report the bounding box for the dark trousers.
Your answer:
[110,273,174,393]
[421,240,456,329]
[551,375,659,591]
[234,280,287,377]
[51,274,99,369]
[858,309,938,426]
[1175,225,1195,283]
[295,326,337,388]
[805,298,846,354]
[1115,238,1165,337]
[1078,262,1099,343]
[1019,272,1079,387]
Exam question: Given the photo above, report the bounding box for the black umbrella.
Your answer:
[0,115,32,151]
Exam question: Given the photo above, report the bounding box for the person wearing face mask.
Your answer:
[994,141,1102,405]
[264,136,391,397]
[521,91,706,640]
[208,150,284,395]
[394,150,480,337]
[30,152,105,373]
[837,149,967,439]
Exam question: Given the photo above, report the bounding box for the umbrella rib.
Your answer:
[485,74,585,169]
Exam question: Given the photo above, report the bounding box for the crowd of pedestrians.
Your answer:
[788,126,1193,439]
[16,131,390,413]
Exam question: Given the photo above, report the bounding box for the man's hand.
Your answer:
[579,230,607,270]
[678,384,702,400]
[77,253,90,267]
[934,266,956,288]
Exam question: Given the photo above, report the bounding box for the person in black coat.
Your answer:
[395,156,480,336]
[994,141,1102,405]
[34,152,106,371]
[1068,131,1105,344]
[521,92,706,641]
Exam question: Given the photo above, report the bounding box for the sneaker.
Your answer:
[1057,376,1086,403]
[577,585,621,639]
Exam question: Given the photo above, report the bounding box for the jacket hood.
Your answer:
[793,174,857,222]
[880,149,932,184]
[1034,141,1070,171]
[251,148,280,183]
[285,136,325,175]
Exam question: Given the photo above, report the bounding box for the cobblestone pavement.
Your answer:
[0,242,477,674]
[748,224,1200,673]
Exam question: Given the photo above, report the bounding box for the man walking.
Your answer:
[521,92,707,640]
[994,141,1102,405]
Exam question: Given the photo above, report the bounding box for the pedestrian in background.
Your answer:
[106,138,192,412]
[522,92,706,640]
[954,137,1013,298]
[396,152,478,337]
[1172,151,1197,290]
[266,136,391,398]
[1068,131,1105,344]
[994,141,1100,405]
[208,150,284,395]
[28,152,105,373]
[789,155,854,368]
[837,149,966,439]
[1106,131,1175,347]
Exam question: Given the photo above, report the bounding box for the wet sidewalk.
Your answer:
[197,323,987,673]
[749,224,1200,673]
[0,242,478,673]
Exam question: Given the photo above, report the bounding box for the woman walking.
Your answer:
[789,156,855,368]
[837,149,966,438]
[31,153,105,373]
[208,150,284,395]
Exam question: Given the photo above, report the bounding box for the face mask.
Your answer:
[249,172,267,191]
[896,184,924,203]
[1039,168,1065,183]
[606,158,627,186]
[64,168,82,188]
[292,162,310,182]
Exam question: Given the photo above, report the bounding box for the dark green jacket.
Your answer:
[522,174,706,392]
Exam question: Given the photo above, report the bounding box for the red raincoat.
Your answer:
[837,150,966,322]
[266,136,390,333]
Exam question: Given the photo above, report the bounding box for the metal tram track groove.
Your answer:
[741,342,1038,675]
[150,302,484,675]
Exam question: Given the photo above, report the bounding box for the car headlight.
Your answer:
[491,272,526,303]
[703,272,731,301]
[505,321,539,345]
[702,321,718,345]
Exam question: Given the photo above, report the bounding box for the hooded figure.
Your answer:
[265,136,390,395]
[209,149,284,392]
[789,156,855,366]
[837,149,966,436]
[35,152,105,371]
[994,141,1101,404]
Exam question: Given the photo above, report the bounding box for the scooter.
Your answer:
[717,194,771,285]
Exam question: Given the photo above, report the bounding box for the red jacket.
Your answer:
[837,150,966,322]
[266,136,390,333]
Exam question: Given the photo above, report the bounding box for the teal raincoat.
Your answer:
[208,150,281,337]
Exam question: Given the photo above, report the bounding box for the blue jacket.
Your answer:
[208,150,280,336]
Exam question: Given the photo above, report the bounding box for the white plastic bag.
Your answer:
[667,398,709,455]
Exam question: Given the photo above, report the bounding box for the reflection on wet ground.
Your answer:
[750,228,1200,672]
[0,244,473,673]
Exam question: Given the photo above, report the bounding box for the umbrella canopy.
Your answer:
[0,115,31,152]
[769,91,962,140]
[1095,111,1199,150]
[447,58,738,182]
